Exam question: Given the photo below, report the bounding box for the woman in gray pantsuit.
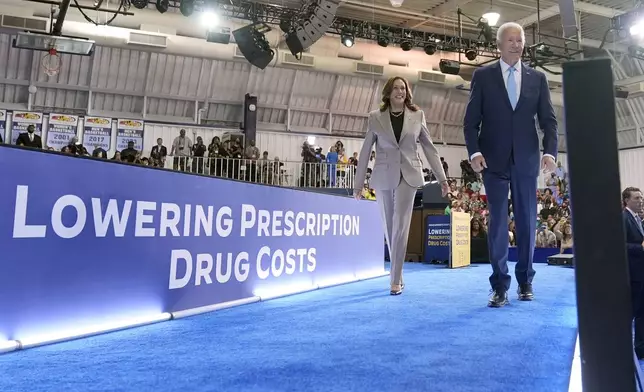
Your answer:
[354,76,449,295]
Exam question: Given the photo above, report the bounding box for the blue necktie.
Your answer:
[507,67,518,109]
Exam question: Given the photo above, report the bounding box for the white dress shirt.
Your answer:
[470,59,555,163]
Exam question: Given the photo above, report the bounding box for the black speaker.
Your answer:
[285,0,338,55]
[232,25,275,70]
[439,59,460,75]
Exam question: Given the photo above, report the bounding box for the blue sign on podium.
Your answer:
[424,215,450,262]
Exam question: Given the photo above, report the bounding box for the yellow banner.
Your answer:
[450,211,471,268]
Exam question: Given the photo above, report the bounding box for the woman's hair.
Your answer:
[379,76,419,112]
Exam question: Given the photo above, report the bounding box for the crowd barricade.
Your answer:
[159,156,360,189]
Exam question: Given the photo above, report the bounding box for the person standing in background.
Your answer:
[354,76,448,296]
[463,22,558,307]
[622,187,644,359]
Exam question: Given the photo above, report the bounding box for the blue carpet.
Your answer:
[0,262,577,392]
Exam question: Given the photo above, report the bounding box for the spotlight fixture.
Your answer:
[377,36,389,47]
[400,41,413,51]
[201,11,219,27]
[424,44,436,55]
[389,0,404,7]
[179,0,194,17]
[232,23,275,70]
[130,0,147,9]
[279,19,291,33]
[481,11,500,27]
[156,0,169,13]
[341,30,354,47]
[465,49,477,60]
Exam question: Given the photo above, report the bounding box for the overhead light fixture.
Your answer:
[179,0,194,16]
[156,0,169,13]
[424,44,436,55]
[377,36,389,47]
[400,41,413,51]
[130,0,146,9]
[390,0,404,7]
[465,49,477,60]
[481,12,500,27]
[341,29,355,47]
[201,11,219,27]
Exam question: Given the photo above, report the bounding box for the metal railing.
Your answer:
[155,156,361,188]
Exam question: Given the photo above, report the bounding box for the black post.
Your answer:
[243,93,258,149]
[562,58,636,391]
[52,0,71,36]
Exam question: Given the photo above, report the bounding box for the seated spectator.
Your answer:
[535,223,557,248]
[120,141,138,163]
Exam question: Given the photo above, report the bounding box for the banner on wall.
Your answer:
[116,119,144,151]
[11,111,43,145]
[449,211,471,269]
[0,147,385,342]
[0,110,5,142]
[46,114,79,150]
[83,117,112,153]
[424,215,450,263]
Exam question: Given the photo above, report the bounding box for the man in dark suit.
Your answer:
[622,187,644,358]
[16,125,42,149]
[150,137,167,167]
[463,22,558,307]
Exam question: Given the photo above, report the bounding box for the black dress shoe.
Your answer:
[488,290,509,308]
[517,283,534,301]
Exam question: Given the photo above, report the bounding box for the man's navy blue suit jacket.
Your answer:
[463,61,558,177]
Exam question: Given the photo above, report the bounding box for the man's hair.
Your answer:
[622,186,641,207]
[496,22,525,44]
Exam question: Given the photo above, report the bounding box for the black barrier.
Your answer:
[562,58,637,390]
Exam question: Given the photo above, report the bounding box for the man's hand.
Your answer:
[541,155,557,174]
[353,188,362,200]
[440,181,449,198]
[471,155,487,173]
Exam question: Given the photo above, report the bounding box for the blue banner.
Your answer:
[424,215,451,263]
[83,117,112,153]
[116,119,144,151]
[11,111,43,144]
[0,146,384,342]
[46,114,79,150]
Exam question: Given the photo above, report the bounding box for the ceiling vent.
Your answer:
[418,70,446,85]
[283,52,315,67]
[0,15,49,33]
[127,31,167,48]
[355,62,384,76]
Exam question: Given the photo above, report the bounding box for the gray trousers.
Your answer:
[376,175,417,286]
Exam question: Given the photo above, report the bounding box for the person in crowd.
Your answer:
[622,187,644,359]
[92,145,108,159]
[353,76,448,296]
[171,129,192,171]
[535,223,557,248]
[150,138,167,168]
[191,136,207,174]
[120,141,138,163]
[464,22,558,307]
[16,125,42,148]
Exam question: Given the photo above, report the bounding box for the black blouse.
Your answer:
[390,111,404,142]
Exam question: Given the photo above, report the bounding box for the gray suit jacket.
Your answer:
[354,108,447,191]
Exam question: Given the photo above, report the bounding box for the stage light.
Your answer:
[307,136,316,145]
[179,0,194,17]
[341,31,354,47]
[232,24,275,70]
[401,41,413,51]
[130,0,147,9]
[201,11,219,27]
[481,11,500,27]
[377,36,389,47]
[156,0,169,13]
[424,44,436,55]
[465,49,477,60]
[630,22,644,36]
[390,0,404,7]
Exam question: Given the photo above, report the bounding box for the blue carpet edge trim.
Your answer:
[0,271,390,355]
